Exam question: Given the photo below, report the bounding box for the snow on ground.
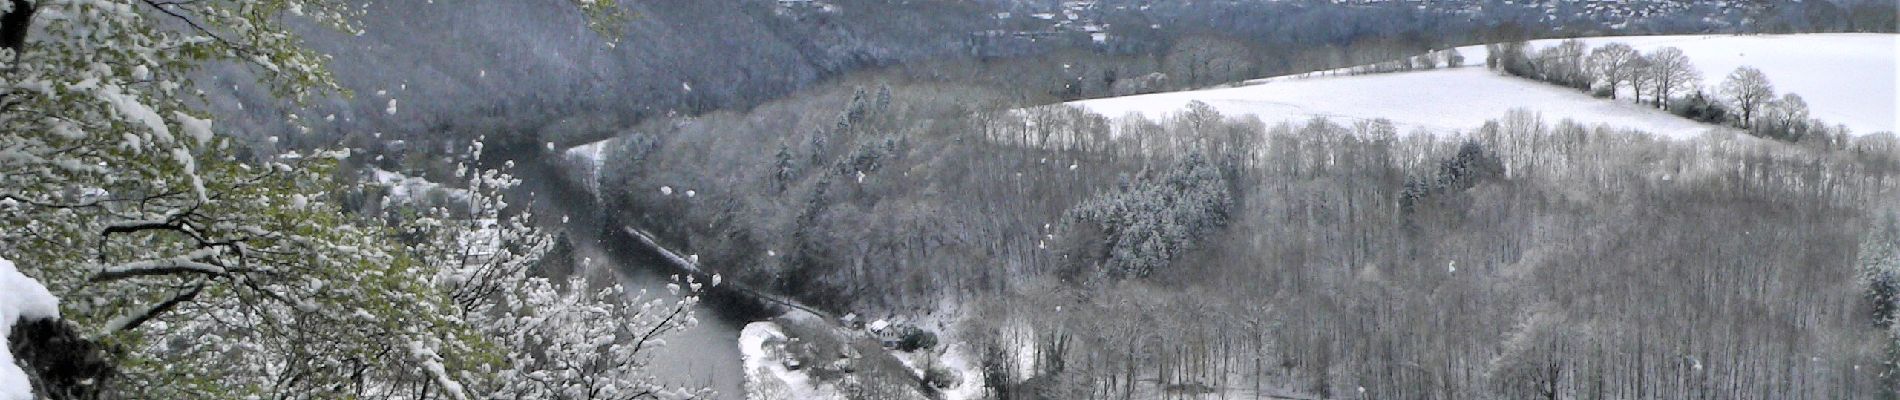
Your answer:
[887,341,985,400]
[1076,67,1723,138]
[1450,33,1897,134]
[933,343,987,400]
[563,138,612,169]
[739,321,842,400]
[560,138,614,196]
[1,256,60,400]
[370,168,468,205]
[1077,33,1896,138]
[864,300,987,400]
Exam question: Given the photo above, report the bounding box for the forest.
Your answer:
[588,71,1900,398]
[2,0,1896,399]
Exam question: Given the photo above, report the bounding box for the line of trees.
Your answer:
[211,0,1896,161]
[1319,47,1467,77]
[1488,40,1850,143]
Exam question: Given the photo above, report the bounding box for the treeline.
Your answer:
[827,0,1889,109]
[218,0,1896,161]
[209,0,996,154]
[1015,0,1897,94]
[1488,39,1854,143]
[1324,48,1470,77]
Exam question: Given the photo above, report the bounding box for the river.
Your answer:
[497,146,751,399]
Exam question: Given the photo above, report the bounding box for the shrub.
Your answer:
[1667,92,1730,124]
[895,325,939,352]
[925,364,961,389]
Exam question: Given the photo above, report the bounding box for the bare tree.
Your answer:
[1720,66,1776,128]
[1626,54,1654,104]
[1585,43,1640,99]
[1535,39,1590,89]
[1759,93,1812,140]
[1644,47,1701,108]
[1164,36,1257,88]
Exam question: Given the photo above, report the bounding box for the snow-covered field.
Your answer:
[1074,33,1896,138]
[1077,67,1721,138]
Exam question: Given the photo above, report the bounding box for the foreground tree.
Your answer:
[0,0,709,398]
[405,150,714,399]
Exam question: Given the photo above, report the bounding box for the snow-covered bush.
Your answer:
[895,325,939,352]
[395,142,717,400]
[924,364,961,389]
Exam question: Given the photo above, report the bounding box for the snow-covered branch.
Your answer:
[97,281,205,335]
[92,253,227,282]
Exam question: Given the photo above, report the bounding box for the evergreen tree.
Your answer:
[1064,154,1231,278]
[774,144,798,193]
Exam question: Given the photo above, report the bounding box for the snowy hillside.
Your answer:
[1072,33,1896,138]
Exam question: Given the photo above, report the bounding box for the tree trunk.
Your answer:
[9,318,116,400]
[1,0,35,53]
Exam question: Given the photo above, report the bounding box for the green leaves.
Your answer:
[0,0,649,397]
[571,0,634,42]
